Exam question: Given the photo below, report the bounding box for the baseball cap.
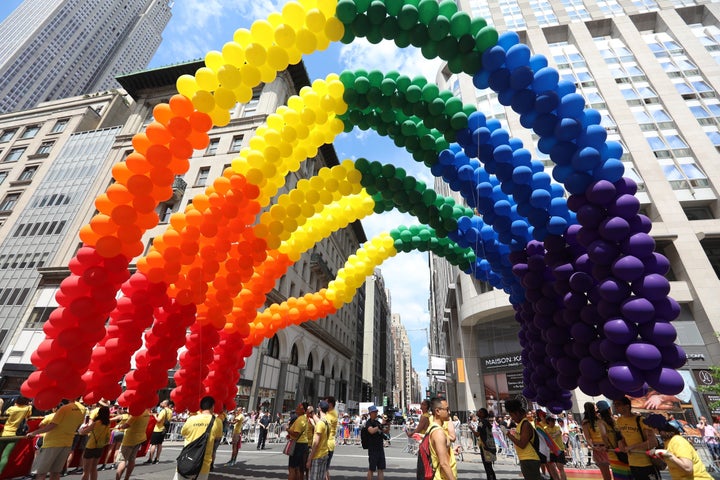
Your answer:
[318,400,330,413]
[644,414,668,430]
[368,405,378,413]
[596,400,611,412]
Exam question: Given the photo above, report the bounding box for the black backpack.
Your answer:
[176,415,215,479]
[16,418,28,436]
[417,425,440,480]
[360,425,370,449]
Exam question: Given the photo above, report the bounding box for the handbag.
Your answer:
[176,415,215,479]
[637,416,666,471]
[283,438,297,456]
[613,429,629,464]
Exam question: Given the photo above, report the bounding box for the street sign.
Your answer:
[427,369,446,375]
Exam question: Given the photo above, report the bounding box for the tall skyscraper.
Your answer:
[0,0,172,113]
[432,1,720,416]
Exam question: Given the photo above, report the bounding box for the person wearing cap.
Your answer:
[544,415,567,480]
[306,401,330,480]
[365,405,387,480]
[596,400,631,480]
[287,402,310,480]
[582,402,612,480]
[613,396,659,480]
[644,413,712,480]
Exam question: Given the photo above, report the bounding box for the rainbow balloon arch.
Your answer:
[21,0,686,414]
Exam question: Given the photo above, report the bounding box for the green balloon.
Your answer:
[353,76,370,94]
[439,90,453,101]
[421,189,437,206]
[438,0,457,18]
[380,15,400,40]
[395,75,411,93]
[449,12,471,38]
[450,111,468,130]
[351,14,371,37]
[406,136,420,151]
[447,55,463,73]
[367,0,386,24]
[354,157,370,172]
[419,229,432,241]
[428,97,446,116]
[401,101,414,117]
[376,122,388,136]
[367,70,384,87]
[428,16,450,41]
[412,101,429,119]
[390,91,403,108]
[384,0,404,16]
[400,120,416,136]
[420,41,438,60]
[423,150,438,166]
[421,83,440,102]
[380,108,396,123]
[397,4,419,31]
[470,17,488,36]
[417,0,439,25]
[419,133,436,150]
[336,0,358,24]
[380,77,396,96]
[443,129,456,143]
[395,30,411,48]
[392,135,405,148]
[461,52,483,74]
[437,36,458,61]
[475,26,499,52]
[340,27,356,44]
[405,85,422,103]
[339,70,355,88]
[367,23,383,43]
[402,176,416,190]
[366,88,383,105]
[444,96,463,115]
[458,33,475,53]
[355,0,371,14]
[409,23,429,48]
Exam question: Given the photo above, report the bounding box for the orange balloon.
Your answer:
[146,144,172,167]
[94,194,114,215]
[90,214,116,236]
[168,156,190,174]
[145,268,165,284]
[149,167,175,186]
[117,224,142,244]
[136,211,159,229]
[146,121,172,145]
[169,138,193,159]
[152,103,173,126]
[167,117,192,138]
[146,251,165,268]
[126,175,154,196]
[95,236,122,258]
[111,205,138,226]
[112,162,132,184]
[132,133,151,154]
[185,209,204,226]
[79,224,100,245]
[189,112,213,132]
[132,195,156,213]
[169,213,186,231]
[169,94,194,117]
[121,240,144,260]
[187,130,210,150]
[125,153,151,174]
[151,184,173,201]
[106,184,133,204]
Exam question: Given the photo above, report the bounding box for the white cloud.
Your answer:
[419,345,429,357]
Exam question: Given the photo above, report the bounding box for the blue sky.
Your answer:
[0,0,445,395]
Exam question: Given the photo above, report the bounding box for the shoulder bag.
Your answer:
[176,415,216,479]
[637,416,666,471]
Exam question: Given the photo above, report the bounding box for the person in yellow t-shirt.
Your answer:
[306,401,331,479]
[3,396,32,436]
[228,407,244,466]
[146,400,173,465]
[545,416,568,480]
[288,402,310,480]
[28,398,87,480]
[427,397,457,480]
[173,396,223,480]
[407,400,431,438]
[324,397,338,480]
[505,398,541,480]
[613,397,658,480]
[643,413,712,480]
[115,409,150,480]
[79,406,111,480]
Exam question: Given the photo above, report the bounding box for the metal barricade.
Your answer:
[568,431,589,468]
[166,421,184,441]
[686,435,720,473]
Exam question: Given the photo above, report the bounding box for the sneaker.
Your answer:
[152,459,159,465]
[143,460,152,465]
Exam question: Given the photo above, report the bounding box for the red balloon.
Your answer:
[34,387,64,410]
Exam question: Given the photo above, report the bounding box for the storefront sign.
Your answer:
[483,353,522,371]
[506,371,524,392]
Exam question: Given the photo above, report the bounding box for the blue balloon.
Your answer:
[532,67,559,93]
[509,138,523,151]
[513,148,532,166]
[533,113,558,137]
[535,90,559,113]
[532,172,552,189]
[580,125,608,149]
[458,164,474,181]
[506,44,531,70]
[511,220,529,237]
[572,147,602,171]
[510,66,534,90]
[556,79,577,97]
[552,164,573,183]
[550,141,577,166]
[582,109,602,126]
[531,160,545,173]
[468,111,486,130]
[594,158,625,182]
[482,46,506,72]
[557,93,586,119]
[430,162,444,177]
[549,197,568,216]
[493,144,513,163]
[472,126,491,146]
[538,136,557,155]
[494,199,512,216]
[481,225,496,240]
[473,70,490,89]
[566,171,593,194]
[497,89,514,106]
[490,128,510,148]
[555,118,582,142]
[529,54,548,72]
[511,89,535,114]
[512,166,533,185]
[455,128,473,147]
[497,31,520,50]
[550,183,565,197]
[453,151,469,167]
[487,118,502,131]
[488,67,511,92]
[602,140,624,160]
[547,216,568,235]
[457,216,473,232]
[529,189,551,208]
[519,110,538,128]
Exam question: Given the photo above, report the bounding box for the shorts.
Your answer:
[520,459,542,480]
[550,451,567,464]
[118,443,143,463]
[83,447,104,459]
[630,465,661,480]
[35,446,72,475]
[150,431,165,445]
[289,442,309,469]
[71,434,89,450]
[593,448,610,465]
[308,456,328,480]
[111,431,124,444]
[368,447,386,471]
[327,449,334,467]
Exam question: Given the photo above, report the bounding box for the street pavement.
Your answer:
[84,429,599,480]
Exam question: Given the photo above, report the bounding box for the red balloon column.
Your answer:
[171,324,220,412]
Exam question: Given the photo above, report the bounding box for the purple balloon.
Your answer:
[555,356,580,375]
[638,321,677,347]
[589,339,604,361]
[580,305,602,325]
[599,278,631,303]
[599,377,626,399]
[547,343,565,358]
[574,254,593,274]
[553,262,575,280]
[659,344,687,369]
[611,255,645,282]
[597,300,621,318]
[592,263,614,282]
[544,234,566,252]
[578,375,603,396]
[577,204,605,229]
[614,177,638,196]
[571,322,598,343]
[586,180,617,207]
[526,288,544,302]
[607,194,640,220]
[567,194,587,212]
[522,271,544,289]
[579,357,606,380]
[557,374,578,390]
[535,297,559,315]
[644,253,670,276]
[547,326,571,343]
[598,216,631,243]
[608,363,646,392]
[600,339,628,362]
[512,263,529,276]
[565,224,581,245]
[572,342,591,358]
[626,342,663,371]
[534,314,554,329]
[654,297,680,321]
[628,214,652,234]
[577,226,601,248]
[631,273,671,301]
[564,291,587,310]
[621,297,656,324]
[523,386,537,399]
[646,368,685,395]
[588,239,621,265]
[569,271,594,293]
[622,233,656,259]
[604,318,638,345]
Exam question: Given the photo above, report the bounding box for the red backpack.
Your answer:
[416,425,441,480]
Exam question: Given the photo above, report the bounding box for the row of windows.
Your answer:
[0,252,48,270]
[31,193,71,209]
[0,288,31,306]
[0,166,38,186]
[0,119,67,143]
[1,141,54,163]
[12,220,66,238]
[205,135,244,156]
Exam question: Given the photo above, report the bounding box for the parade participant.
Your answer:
[582,402,611,480]
[545,415,567,480]
[365,405,387,480]
[597,400,631,480]
[471,408,497,480]
[3,396,32,436]
[505,399,541,480]
[407,400,431,438]
[227,407,245,466]
[79,406,111,480]
[287,402,310,480]
[306,401,330,480]
[146,400,173,464]
[614,397,659,480]
[645,414,713,480]
[426,398,456,480]
[173,396,223,480]
[324,397,338,480]
[114,408,150,480]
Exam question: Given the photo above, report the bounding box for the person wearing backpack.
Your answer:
[582,402,611,480]
[365,405,387,480]
[471,408,497,480]
[306,401,331,480]
[613,397,659,480]
[423,398,456,480]
[146,400,173,465]
[173,396,223,480]
[505,399,542,480]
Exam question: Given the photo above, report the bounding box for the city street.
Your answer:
[88,431,537,480]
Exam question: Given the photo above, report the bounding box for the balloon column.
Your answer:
[22,0,685,414]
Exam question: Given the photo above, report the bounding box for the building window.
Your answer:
[194,167,210,187]
[229,135,244,152]
[157,201,176,223]
[0,193,21,211]
[242,92,261,118]
[205,138,219,155]
[0,171,8,185]
[51,119,68,134]
[0,129,16,143]
[36,141,54,155]
[17,166,38,182]
[20,125,40,139]
[26,306,54,329]
[267,335,280,359]
[4,147,26,162]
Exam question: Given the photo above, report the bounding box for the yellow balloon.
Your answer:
[176,75,199,98]
[245,43,267,67]
[286,47,303,67]
[211,107,231,127]
[267,12,283,27]
[192,90,215,113]
[240,64,261,87]
[221,42,245,67]
[305,9,326,32]
[296,28,317,54]
[195,67,219,91]
[233,28,252,46]
[315,32,331,52]
[281,1,306,30]
[205,50,224,72]
[213,87,236,109]
[325,17,345,42]
[274,24,296,49]
[250,19,274,47]
[267,45,290,72]
[233,84,253,103]
[317,0,336,17]
[259,64,277,83]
